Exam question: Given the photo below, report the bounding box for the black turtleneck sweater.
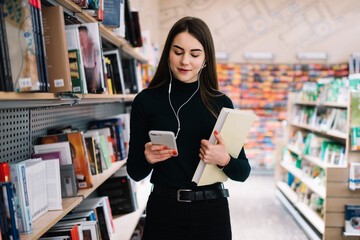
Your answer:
[127,78,251,188]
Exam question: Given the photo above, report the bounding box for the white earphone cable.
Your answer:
[168,61,205,138]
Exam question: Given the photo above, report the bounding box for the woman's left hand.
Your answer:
[199,130,230,167]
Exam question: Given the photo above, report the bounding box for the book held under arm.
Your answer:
[192,108,256,186]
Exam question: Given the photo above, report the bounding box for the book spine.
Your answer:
[35,0,49,91]
[0,1,13,92]
[28,0,44,92]
[9,163,33,234]
[2,182,20,240]
[96,206,110,240]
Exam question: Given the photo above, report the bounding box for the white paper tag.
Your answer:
[73,86,81,92]
[19,78,32,88]
[54,79,65,87]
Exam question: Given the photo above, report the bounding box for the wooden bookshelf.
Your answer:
[19,160,125,240]
[277,180,325,233]
[46,0,147,63]
[296,202,324,234]
[280,162,326,198]
[294,101,347,109]
[291,122,348,140]
[276,92,360,239]
[0,92,136,108]
[287,144,345,169]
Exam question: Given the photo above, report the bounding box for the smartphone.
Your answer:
[148,130,178,156]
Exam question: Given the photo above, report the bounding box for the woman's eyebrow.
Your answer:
[173,45,202,52]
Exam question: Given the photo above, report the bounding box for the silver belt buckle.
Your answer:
[177,189,192,202]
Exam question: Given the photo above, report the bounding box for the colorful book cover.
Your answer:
[3,0,40,92]
[345,205,360,234]
[41,132,94,189]
[66,22,105,94]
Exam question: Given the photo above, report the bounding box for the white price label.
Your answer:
[73,86,81,92]
[54,79,65,87]
[19,78,32,88]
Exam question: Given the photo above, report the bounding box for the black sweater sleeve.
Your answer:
[127,94,153,181]
[222,147,251,182]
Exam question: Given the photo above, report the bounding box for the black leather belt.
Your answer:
[152,184,229,202]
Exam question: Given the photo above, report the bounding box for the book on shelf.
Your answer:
[42,5,72,93]
[60,210,97,223]
[192,108,256,186]
[89,118,127,160]
[68,49,84,93]
[349,163,360,191]
[103,50,126,94]
[0,0,13,92]
[83,130,106,172]
[3,0,41,92]
[31,153,62,210]
[40,224,82,240]
[65,22,106,94]
[8,162,33,234]
[110,0,126,38]
[1,182,20,240]
[351,127,360,151]
[102,0,121,27]
[124,0,136,47]
[65,28,87,93]
[84,137,99,175]
[131,10,143,48]
[53,220,99,240]
[121,58,141,94]
[103,56,114,94]
[22,158,48,221]
[0,163,10,182]
[32,0,50,92]
[85,129,113,170]
[41,132,94,189]
[72,196,114,240]
[34,142,72,165]
[345,205,360,234]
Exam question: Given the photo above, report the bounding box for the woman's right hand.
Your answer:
[144,142,177,164]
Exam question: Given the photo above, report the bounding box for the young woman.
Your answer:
[127,16,251,240]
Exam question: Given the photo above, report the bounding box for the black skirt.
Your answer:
[142,185,232,240]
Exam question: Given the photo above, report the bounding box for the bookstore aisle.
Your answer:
[226,173,309,240]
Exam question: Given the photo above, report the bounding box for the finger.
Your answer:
[199,148,205,157]
[151,144,170,151]
[200,140,210,149]
[214,130,225,145]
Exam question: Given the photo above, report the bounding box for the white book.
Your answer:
[34,142,73,165]
[43,159,62,210]
[23,158,48,221]
[192,108,256,186]
[9,162,33,234]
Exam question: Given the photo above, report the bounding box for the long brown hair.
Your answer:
[147,16,222,117]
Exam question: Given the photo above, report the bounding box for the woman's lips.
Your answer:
[178,68,190,73]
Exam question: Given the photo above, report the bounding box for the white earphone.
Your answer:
[168,59,206,138]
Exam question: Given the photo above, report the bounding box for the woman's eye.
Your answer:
[192,55,200,58]
[175,52,182,55]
